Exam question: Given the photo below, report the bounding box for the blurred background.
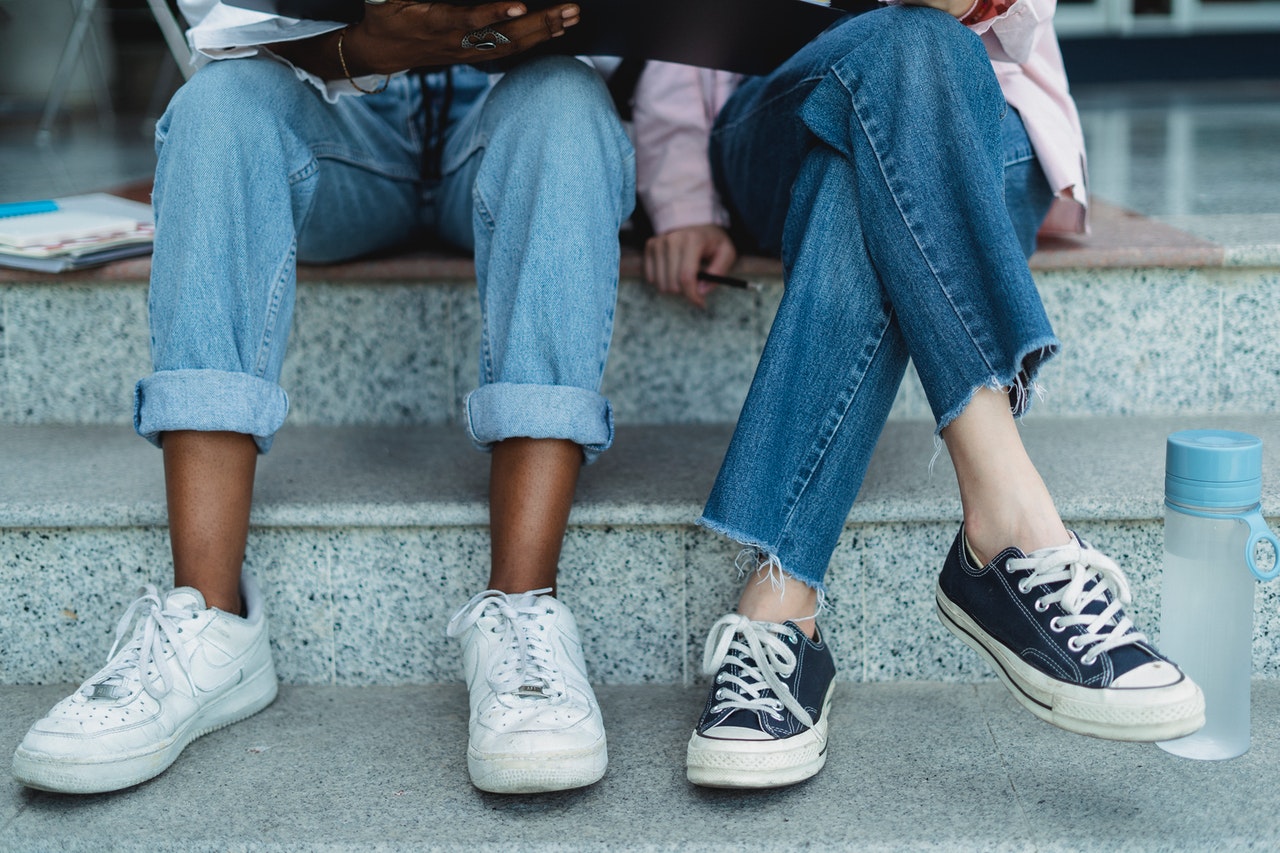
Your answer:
[1,0,1278,215]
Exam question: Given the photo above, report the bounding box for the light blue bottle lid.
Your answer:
[1166,429,1264,509]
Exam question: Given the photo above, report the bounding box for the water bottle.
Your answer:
[1157,430,1279,760]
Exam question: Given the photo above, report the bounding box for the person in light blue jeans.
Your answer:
[13,5,636,797]
[645,3,1205,789]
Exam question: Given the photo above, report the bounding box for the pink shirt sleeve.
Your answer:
[635,0,1086,237]
[632,63,739,235]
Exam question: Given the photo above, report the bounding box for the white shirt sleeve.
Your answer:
[180,1,389,101]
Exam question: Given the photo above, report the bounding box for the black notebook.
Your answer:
[226,0,877,75]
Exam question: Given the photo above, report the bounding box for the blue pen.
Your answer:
[0,200,59,218]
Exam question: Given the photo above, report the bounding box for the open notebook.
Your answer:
[227,0,877,75]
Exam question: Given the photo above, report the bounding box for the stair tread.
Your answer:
[4,415,1278,529]
[3,681,1279,851]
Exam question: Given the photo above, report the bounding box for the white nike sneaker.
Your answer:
[446,589,607,794]
[12,575,278,794]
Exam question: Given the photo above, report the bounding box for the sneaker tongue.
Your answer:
[164,587,207,612]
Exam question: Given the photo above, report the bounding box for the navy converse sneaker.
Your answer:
[936,526,1204,742]
[686,614,836,788]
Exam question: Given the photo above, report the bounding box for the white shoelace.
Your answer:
[447,589,563,699]
[82,585,196,701]
[701,614,813,728]
[1004,541,1147,666]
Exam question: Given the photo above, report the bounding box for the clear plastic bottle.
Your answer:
[1157,430,1279,760]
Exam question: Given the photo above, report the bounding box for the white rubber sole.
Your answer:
[936,584,1205,742]
[467,735,607,794]
[12,661,279,794]
[686,682,834,789]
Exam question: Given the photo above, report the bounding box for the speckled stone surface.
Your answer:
[1159,214,1280,267]
[3,682,1280,851]
[7,260,1280,426]
[3,418,1279,685]
[1034,269,1224,416]
[3,284,150,424]
[282,284,460,426]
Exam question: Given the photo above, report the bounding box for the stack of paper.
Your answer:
[0,193,154,273]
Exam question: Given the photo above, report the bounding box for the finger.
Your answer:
[705,236,737,276]
[676,240,707,308]
[643,238,658,286]
[482,4,579,51]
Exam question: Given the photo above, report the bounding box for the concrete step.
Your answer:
[3,681,1280,851]
[3,416,1278,687]
[2,204,1278,427]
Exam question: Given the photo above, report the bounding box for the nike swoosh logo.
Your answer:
[188,645,247,694]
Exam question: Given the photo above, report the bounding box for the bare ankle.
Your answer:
[735,563,820,638]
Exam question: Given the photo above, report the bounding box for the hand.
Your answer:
[345,1,581,73]
[897,0,975,17]
[644,224,736,310]
[269,2,581,79]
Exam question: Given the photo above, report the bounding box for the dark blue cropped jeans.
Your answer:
[700,6,1059,590]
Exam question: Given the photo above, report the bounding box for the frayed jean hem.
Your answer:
[695,514,828,595]
[134,369,289,453]
[933,337,1060,435]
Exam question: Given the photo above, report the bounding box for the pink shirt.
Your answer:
[633,0,1087,236]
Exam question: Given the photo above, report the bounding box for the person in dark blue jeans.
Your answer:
[642,3,1206,788]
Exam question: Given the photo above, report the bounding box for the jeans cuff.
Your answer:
[134,369,290,453]
[465,382,614,464]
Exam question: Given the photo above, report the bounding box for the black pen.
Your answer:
[697,270,763,292]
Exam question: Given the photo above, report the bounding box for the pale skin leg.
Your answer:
[735,386,1071,638]
[161,432,578,613]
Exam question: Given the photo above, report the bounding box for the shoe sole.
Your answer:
[468,735,607,794]
[685,681,833,789]
[11,660,279,794]
[935,583,1205,742]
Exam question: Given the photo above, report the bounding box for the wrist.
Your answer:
[337,26,390,94]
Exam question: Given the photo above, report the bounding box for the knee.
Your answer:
[157,58,300,155]
[486,56,628,153]
[832,5,988,78]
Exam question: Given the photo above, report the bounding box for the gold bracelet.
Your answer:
[337,27,389,95]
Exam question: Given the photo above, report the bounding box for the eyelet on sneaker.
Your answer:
[1034,599,1049,612]
[1049,617,1064,632]
[1067,636,1084,652]
[715,673,725,684]
[1017,581,1031,594]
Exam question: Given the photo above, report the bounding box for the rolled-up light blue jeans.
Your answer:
[135,55,635,460]
[700,7,1059,590]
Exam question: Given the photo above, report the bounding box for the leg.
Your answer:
[12,59,428,796]
[165,430,258,614]
[436,57,634,593]
[689,7,1065,788]
[437,57,634,794]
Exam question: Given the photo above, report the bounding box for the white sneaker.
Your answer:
[12,575,278,793]
[446,589,607,793]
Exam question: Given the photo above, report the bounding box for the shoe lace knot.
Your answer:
[701,614,813,727]
[81,585,197,702]
[1006,541,1147,665]
[447,588,563,700]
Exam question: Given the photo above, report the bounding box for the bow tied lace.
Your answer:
[1005,540,1146,665]
[701,614,813,728]
[447,589,563,699]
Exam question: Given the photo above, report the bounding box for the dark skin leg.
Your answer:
[486,437,582,594]
[163,430,257,615]
[162,432,579,611]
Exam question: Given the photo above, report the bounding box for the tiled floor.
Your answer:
[2,79,1279,220]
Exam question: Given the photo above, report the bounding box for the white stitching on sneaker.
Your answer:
[447,589,563,699]
[701,614,813,727]
[1006,542,1147,665]
[84,586,197,702]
